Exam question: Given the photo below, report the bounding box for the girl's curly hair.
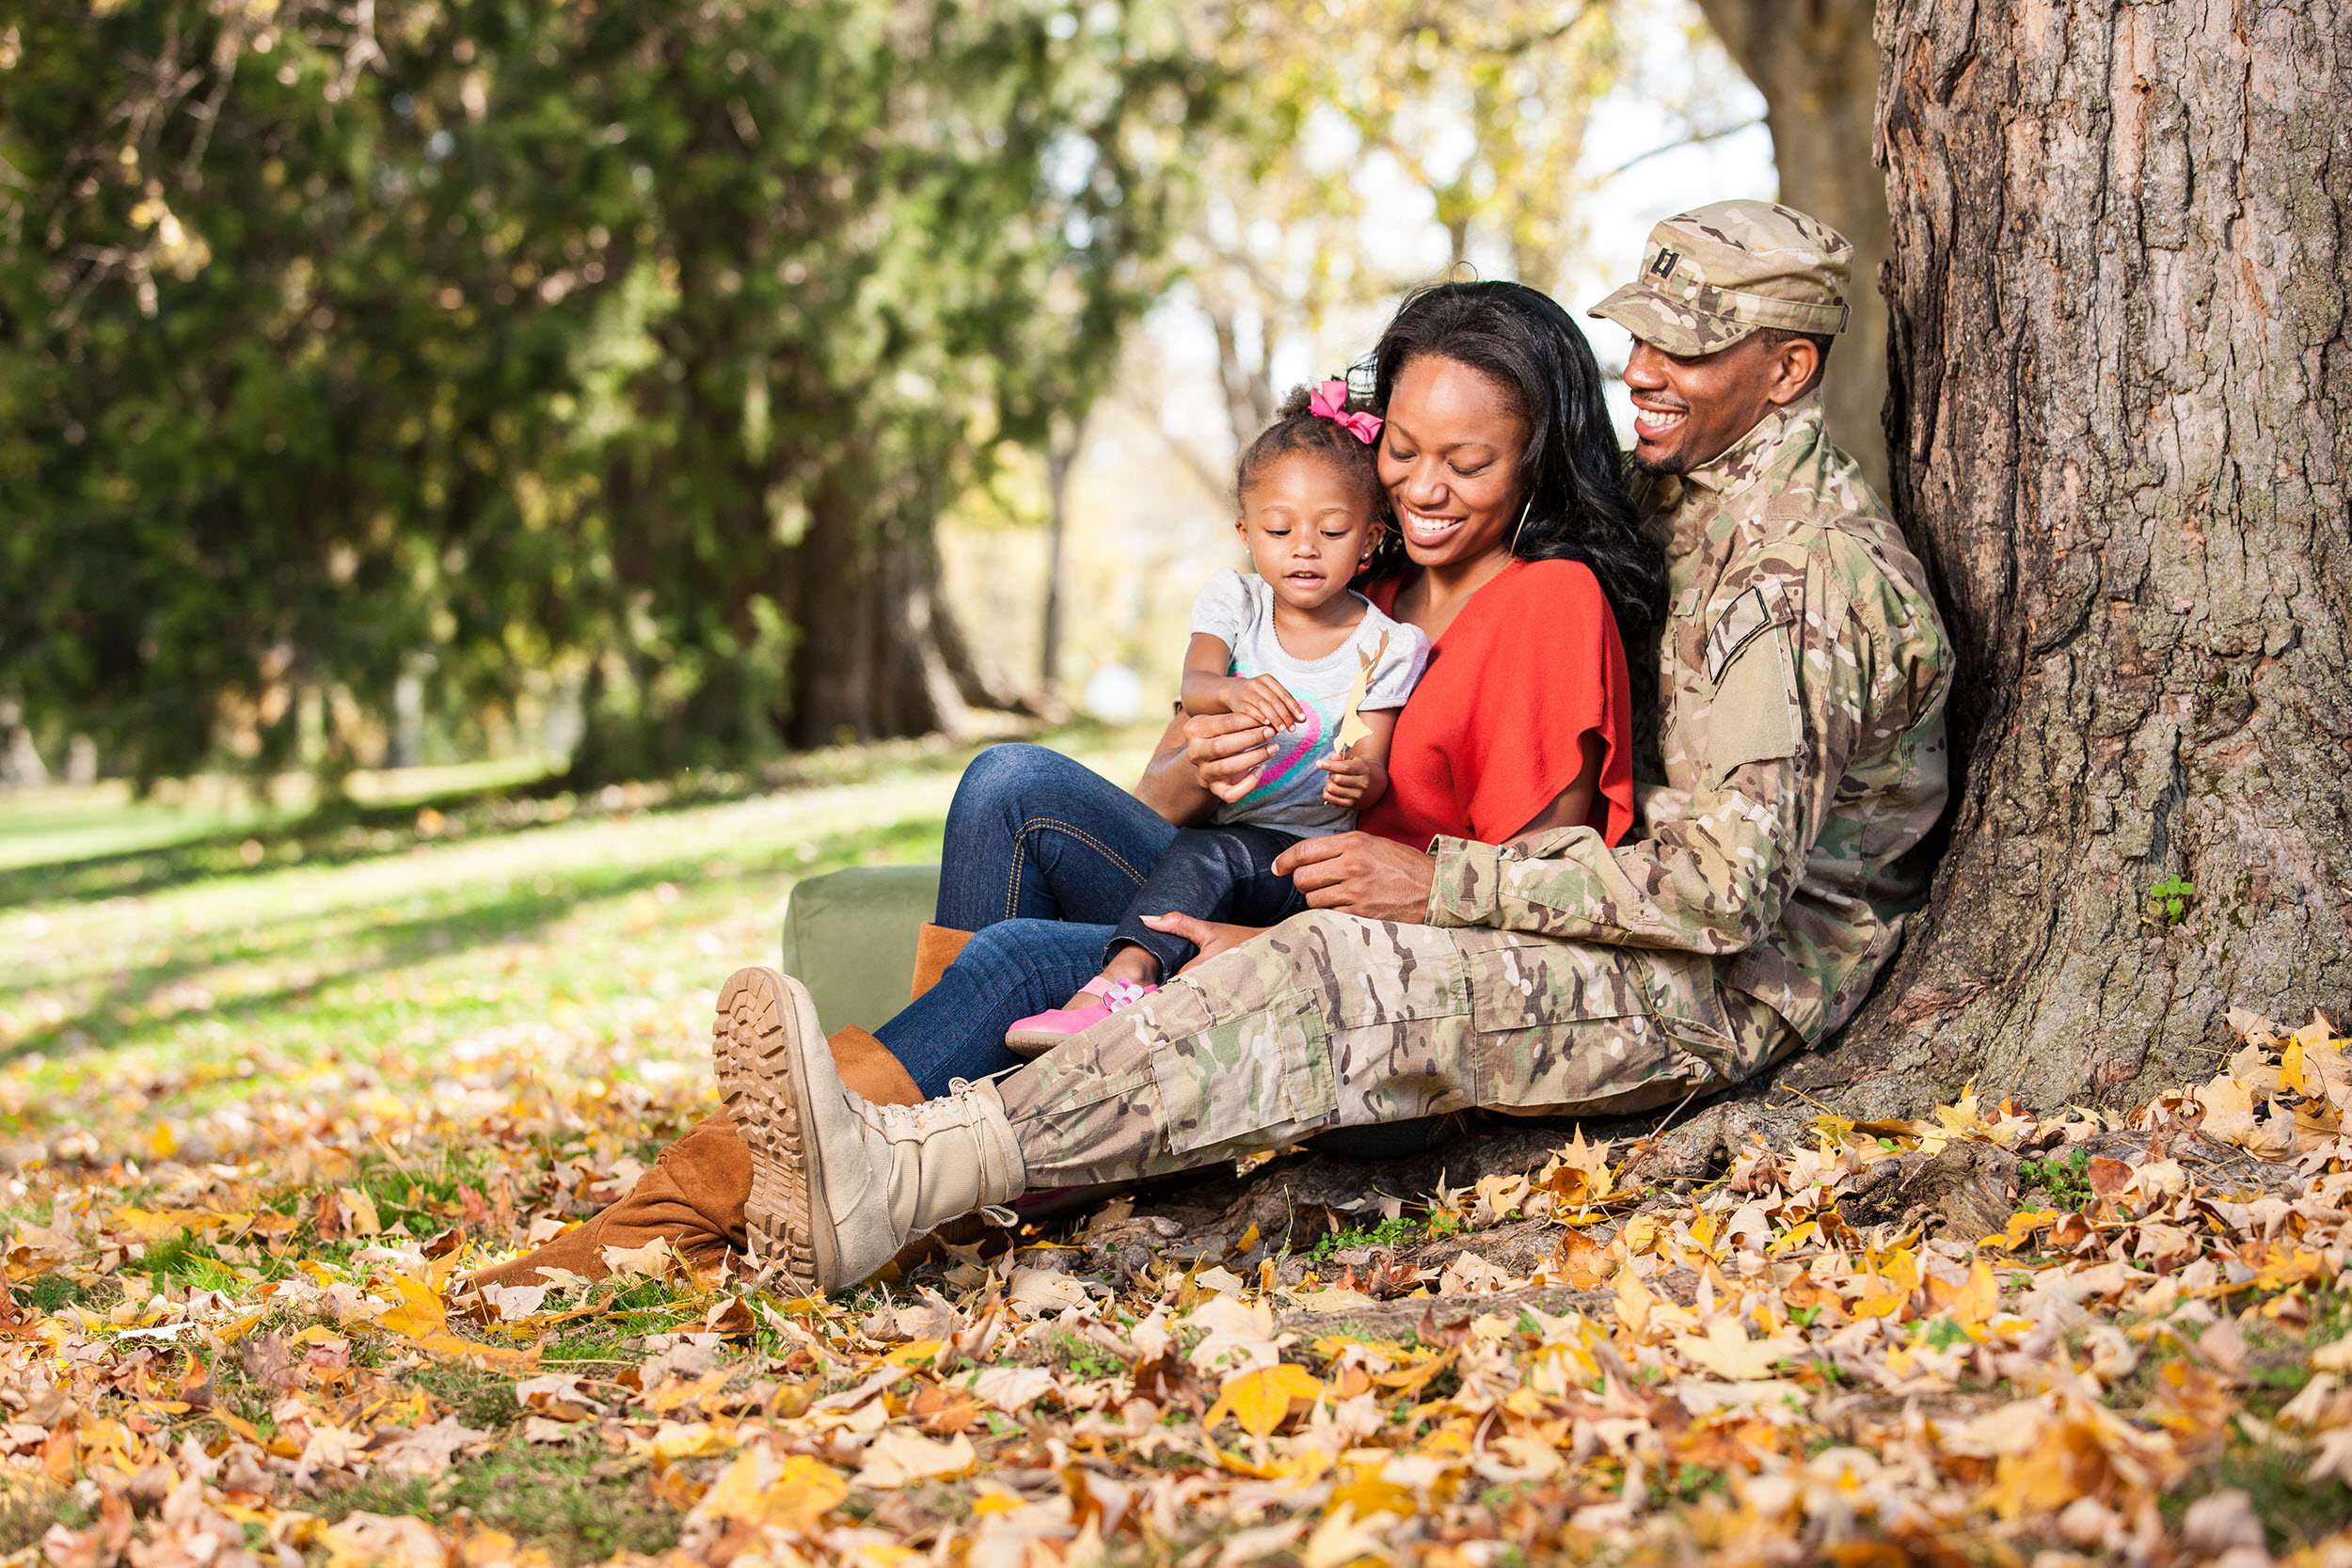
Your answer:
[1233,382,1387,514]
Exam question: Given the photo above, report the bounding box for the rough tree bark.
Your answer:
[1779,0,2352,1116]
[1692,0,1891,497]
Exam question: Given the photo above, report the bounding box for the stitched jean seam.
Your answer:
[1003,816,1156,923]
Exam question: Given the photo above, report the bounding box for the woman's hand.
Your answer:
[1271,832,1437,923]
[1184,711,1277,801]
[1138,911,1266,973]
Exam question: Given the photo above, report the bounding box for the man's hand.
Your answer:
[1184,712,1277,801]
[1138,911,1265,972]
[1271,832,1437,923]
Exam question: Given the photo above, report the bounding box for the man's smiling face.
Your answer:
[1625,331,1822,476]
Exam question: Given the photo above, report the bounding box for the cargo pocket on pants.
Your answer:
[1458,932,1732,1114]
[1145,985,1339,1155]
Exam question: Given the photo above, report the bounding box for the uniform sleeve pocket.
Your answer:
[1148,989,1338,1154]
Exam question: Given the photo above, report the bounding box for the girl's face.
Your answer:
[1234,451,1380,613]
[1376,355,1532,569]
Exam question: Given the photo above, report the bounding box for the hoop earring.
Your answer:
[1508,495,1534,557]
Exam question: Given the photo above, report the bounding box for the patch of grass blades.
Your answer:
[542,1321,644,1366]
[407,1365,525,1431]
[2162,1438,2349,1558]
[322,1445,676,1564]
[336,1147,502,1239]
[0,1476,76,1553]
[13,1274,87,1313]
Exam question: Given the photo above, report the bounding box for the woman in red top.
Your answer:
[1145,279,1660,960]
[851,280,1662,1103]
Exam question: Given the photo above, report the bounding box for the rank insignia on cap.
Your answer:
[1650,248,1679,278]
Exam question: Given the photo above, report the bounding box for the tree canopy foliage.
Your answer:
[0,0,1216,784]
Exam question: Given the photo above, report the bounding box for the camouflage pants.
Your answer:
[995,911,1798,1188]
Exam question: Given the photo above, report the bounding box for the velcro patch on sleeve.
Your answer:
[1703,584,1798,776]
[1703,585,1780,684]
[1706,639,1797,775]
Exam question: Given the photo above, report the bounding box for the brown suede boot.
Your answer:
[910,923,973,1002]
[463,1027,919,1290]
[830,1024,921,1107]
[462,1110,748,1290]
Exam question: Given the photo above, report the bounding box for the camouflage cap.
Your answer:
[1588,200,1852,357]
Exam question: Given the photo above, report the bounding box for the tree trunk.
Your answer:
[1040,414,1082,695]
[1692,0,1891,498]
[1786,0,2352,1116]
[782,472,977,750]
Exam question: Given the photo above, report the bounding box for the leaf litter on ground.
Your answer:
[2,787,2351,1568]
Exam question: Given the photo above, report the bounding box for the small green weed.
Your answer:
[1050,1332,1124,1382]
[2147,874,2195,928]
[1307,1213,1420,1261]
[2019,1147,2095,1210]
[1920,1318,1972,1353]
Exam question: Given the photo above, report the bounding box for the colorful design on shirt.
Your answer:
[1234,685,1344,810]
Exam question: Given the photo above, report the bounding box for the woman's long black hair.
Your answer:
[1360,280,1662,660]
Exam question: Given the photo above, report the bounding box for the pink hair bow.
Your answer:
[1310,379,1383,444]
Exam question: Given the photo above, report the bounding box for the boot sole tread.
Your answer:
[713,967,825,1296]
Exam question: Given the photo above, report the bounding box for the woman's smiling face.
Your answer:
[1376,355,1532,569]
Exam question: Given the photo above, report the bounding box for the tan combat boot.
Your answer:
[712,967,1025,1293]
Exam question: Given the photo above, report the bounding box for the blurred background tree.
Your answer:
[0,0,1215,786]
[0,0,1787,794]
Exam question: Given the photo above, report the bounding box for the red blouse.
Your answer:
[1358,559,1636,849]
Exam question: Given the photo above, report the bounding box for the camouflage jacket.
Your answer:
[1427,392,1951,1044]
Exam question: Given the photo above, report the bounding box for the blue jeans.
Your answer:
[872,743,1453,1162]
[1109,825,1308,978]
[876,745,1174,1097]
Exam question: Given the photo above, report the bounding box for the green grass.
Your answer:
[2162,1439,2351,1558]
[0,759,560,877]
[0,725,1158,1168]
[1306,1213,1423,1260]
[321,1443,681,1563]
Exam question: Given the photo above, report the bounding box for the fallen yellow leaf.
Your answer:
[336,1188,382,1237]
[377,1275,445,1341]
[1202,1363,1323,1439]
[1675,1316,1806,1380]
[695,1449,847,1532]
[854,1429,977,1488]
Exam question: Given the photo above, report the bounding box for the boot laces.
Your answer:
[875,1077,987,1132]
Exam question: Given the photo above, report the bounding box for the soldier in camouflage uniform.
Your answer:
[500,203,1953,1295]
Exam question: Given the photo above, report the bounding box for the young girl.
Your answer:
[1005,381,1431,1052]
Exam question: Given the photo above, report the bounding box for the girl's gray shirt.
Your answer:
[1191,569,1431,838]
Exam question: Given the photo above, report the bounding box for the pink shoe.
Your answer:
[1005,976,1157,1058]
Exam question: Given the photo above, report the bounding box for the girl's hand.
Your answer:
[1318,749,1375,809]
[1224,673,1308,732]
[1138,911,1265,972]
[1184,712,1274,799]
